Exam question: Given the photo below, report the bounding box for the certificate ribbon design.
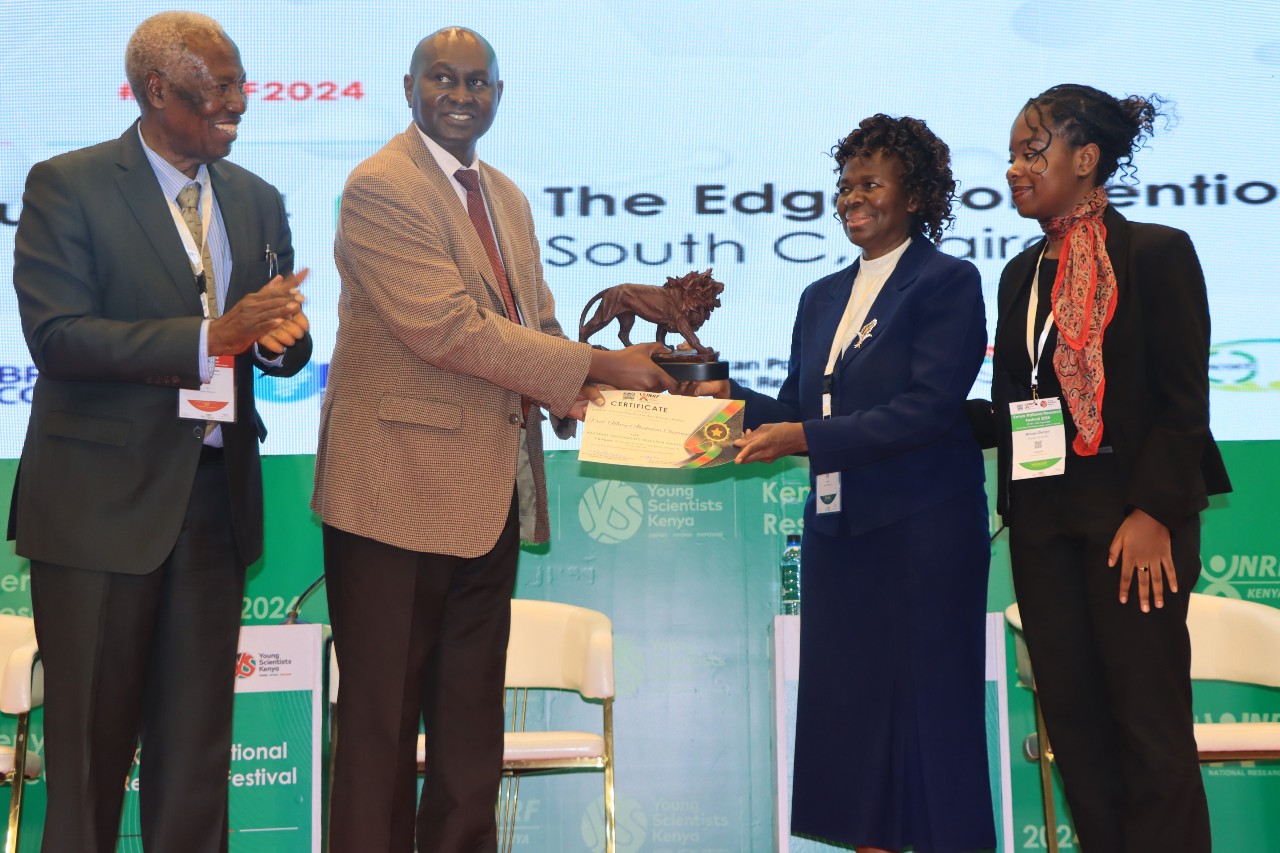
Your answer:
[682,400,744,468]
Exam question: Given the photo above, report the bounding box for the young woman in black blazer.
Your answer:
[992,84,1231,852]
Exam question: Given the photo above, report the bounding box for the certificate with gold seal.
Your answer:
[579,390,744,468]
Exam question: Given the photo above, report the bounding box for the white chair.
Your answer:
[328,599,616,852]
[412,600,616,852]
[1186,593,1280,760]
[498,600,615,853]
[1006,593,1280,853]
[0,615,43,853]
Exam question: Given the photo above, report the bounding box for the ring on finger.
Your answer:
[1138,565,1150,573]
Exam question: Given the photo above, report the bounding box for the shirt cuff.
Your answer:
[199,319,213,384]
[254,342,286,368]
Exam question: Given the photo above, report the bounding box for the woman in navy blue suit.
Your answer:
[686,115,994,852]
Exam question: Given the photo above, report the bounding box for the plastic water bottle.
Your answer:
[780,534,801,615]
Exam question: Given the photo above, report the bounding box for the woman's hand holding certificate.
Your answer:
[578,390,744,468]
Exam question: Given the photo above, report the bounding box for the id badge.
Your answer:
[179,355,236,423]
[1009,398,1064,480]
[815,471,841,514]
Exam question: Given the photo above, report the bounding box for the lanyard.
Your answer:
[818,238,910,419]
[821,284,877,418]
[164,176,214,277]
[1025,244,1055,400]
[821,254,895,419]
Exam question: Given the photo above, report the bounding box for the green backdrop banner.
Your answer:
[1,441,1277,851]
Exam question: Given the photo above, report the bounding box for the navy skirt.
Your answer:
[790,487,996,853]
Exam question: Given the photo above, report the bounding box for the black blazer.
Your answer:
[990,206,1230,527]
[8,122,312,572]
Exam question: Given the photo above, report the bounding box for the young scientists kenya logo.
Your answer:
[235,652,257,679]
[579,481,644,544]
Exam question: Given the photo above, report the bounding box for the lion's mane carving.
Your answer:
[577,269,724,354]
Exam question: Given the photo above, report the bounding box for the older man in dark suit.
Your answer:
[8,11,310,852]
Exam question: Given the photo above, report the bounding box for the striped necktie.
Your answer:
[177,183,218,318]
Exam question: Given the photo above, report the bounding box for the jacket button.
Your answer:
[193,426,204,438]
[508,414,521,425]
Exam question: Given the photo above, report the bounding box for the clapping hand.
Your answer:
[209,268,309,356]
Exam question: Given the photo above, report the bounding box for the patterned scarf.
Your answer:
[1042,185,1116,456]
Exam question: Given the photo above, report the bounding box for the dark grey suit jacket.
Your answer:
[8,122,311,572]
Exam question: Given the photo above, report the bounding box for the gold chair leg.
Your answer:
[494,777,504,853]
[1033,695,1059,853]
[496,773,520,853]
[6,712,30,853]
[507,775,521,853]
[603,698,615,853]
[497,687,525,853]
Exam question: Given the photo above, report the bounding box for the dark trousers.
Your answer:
[1008,454,1210,853]
[324,493,520,853]
[29,456,245,853]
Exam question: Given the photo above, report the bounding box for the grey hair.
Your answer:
[125,11,230,109]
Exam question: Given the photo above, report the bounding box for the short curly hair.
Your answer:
[832,114,956,245]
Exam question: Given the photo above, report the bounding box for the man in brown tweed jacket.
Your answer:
[313,26,673,852]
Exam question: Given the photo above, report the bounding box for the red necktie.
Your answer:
[454,169,521,324]
[454,168,529,422]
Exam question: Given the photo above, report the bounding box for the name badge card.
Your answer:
[1009,398,1065,480]
[179,355,236,423]
[814,472,841,515]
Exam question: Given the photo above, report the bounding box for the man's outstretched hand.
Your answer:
[587,342,677,393]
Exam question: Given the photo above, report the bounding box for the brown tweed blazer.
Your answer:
[312,125,592,556]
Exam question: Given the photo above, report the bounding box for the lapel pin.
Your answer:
[853,318,877,349]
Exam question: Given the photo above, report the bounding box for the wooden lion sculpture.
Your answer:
[577,268,724,355]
